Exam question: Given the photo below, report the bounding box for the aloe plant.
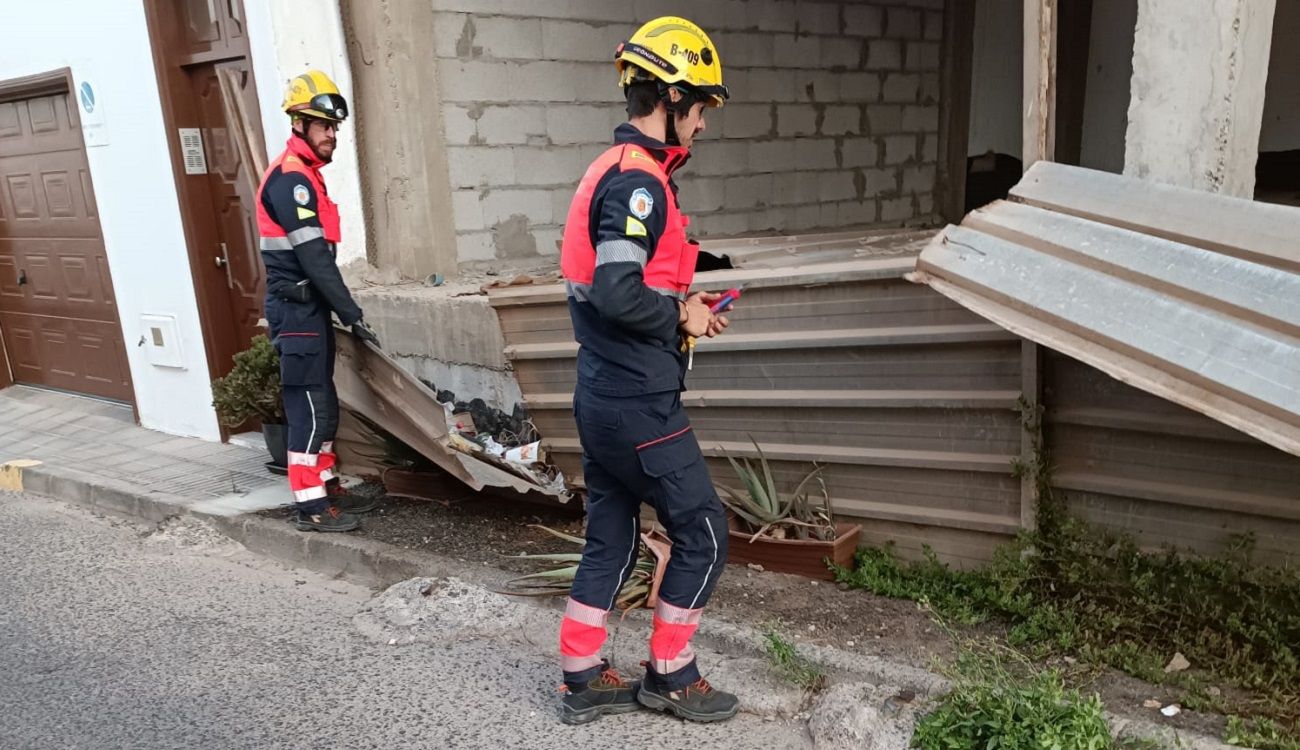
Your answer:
[720,438,837,542]
[501,525,658,610]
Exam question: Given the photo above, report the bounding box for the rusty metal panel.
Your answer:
[489,244,1025,554]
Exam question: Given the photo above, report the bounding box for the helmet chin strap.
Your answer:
[658,82,696,147]
[664,110,680,147]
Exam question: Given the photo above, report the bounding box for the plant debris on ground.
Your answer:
[500,525,658,610]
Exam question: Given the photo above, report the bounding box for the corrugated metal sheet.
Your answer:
[1043,350,1300,564]
[333,329,562,501]
[489,251,1025,566]
[913,161,1300,458]
[697,227,933,269]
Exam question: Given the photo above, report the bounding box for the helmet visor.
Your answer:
[294,93,349,121]
[697,83,730,107]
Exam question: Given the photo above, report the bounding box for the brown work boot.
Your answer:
[637,669,739,723]
[559,662,641,725]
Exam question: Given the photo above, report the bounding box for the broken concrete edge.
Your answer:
[9,461,1235,748]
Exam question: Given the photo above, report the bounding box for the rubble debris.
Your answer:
[1164,652,1191,674]
[428,383,535,448]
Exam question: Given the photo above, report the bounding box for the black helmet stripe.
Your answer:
[620,42,679,76]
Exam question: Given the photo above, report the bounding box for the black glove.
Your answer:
[352,319,382,349]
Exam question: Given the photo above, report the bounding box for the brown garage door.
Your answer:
[0,74,132,402]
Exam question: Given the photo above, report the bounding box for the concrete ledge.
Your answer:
[353,282,525,409]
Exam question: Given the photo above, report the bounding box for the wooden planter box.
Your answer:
[726,521,862,581]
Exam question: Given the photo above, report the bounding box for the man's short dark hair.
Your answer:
[625,81,660,118]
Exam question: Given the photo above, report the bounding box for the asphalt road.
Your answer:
[0,491,810,749]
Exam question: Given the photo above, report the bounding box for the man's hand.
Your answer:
[705,313,729,338]
[678,293,713,338]
[353,319,382,349]
[682,291,731,338]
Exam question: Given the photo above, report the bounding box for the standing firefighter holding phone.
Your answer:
[555,16,740,725]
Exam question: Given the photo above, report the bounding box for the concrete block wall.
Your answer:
[430,0,945,266]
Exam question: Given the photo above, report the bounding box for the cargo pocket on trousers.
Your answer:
[637,427,715,525]
[276,333,324,387]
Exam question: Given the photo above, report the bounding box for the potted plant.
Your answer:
[211,334,287,473]
[719,439,861,580]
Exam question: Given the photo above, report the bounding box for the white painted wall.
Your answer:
[1079,0,1137,173]
[1260,0,1300,152]
[967,0,1023,157]
[0,2,221,440]
[245,0,368,267]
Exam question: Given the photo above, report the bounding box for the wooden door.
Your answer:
[144,0,267,434]
[189,60,265,358]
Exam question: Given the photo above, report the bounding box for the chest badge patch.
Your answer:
[629,187,654,220]
[293,184,311,206]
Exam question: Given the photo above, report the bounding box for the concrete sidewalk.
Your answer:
[0,386,292,516]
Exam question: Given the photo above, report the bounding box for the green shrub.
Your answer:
[913,642,1113,750]
[211,335,282,427]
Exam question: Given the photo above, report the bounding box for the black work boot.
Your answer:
[294,504,360,532]
[559,662,641,725]
[326,480,379,514]
[637,664,739,723]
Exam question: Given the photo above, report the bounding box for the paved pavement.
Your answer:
[0,386,293,515]
[0,490,811,749]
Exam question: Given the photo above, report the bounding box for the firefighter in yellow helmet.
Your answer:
[256,70,381,532]
[555,17,739,725]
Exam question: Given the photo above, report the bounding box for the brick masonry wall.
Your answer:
[430,0,944,265]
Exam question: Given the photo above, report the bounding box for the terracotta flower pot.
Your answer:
[725,520,861,581]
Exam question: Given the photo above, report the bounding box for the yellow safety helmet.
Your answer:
[616,16,729,107]
[282,69,349,123]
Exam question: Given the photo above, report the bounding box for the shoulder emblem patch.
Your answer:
[625,216,647,237]
[629,187,654,220]
[293,184,310,206]
[296,207,317,220]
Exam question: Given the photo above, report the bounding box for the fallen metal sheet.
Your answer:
[1011,160,1300,274]
[333,328,563,501]
[697,227,934,269]
[913,163,1300,458]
